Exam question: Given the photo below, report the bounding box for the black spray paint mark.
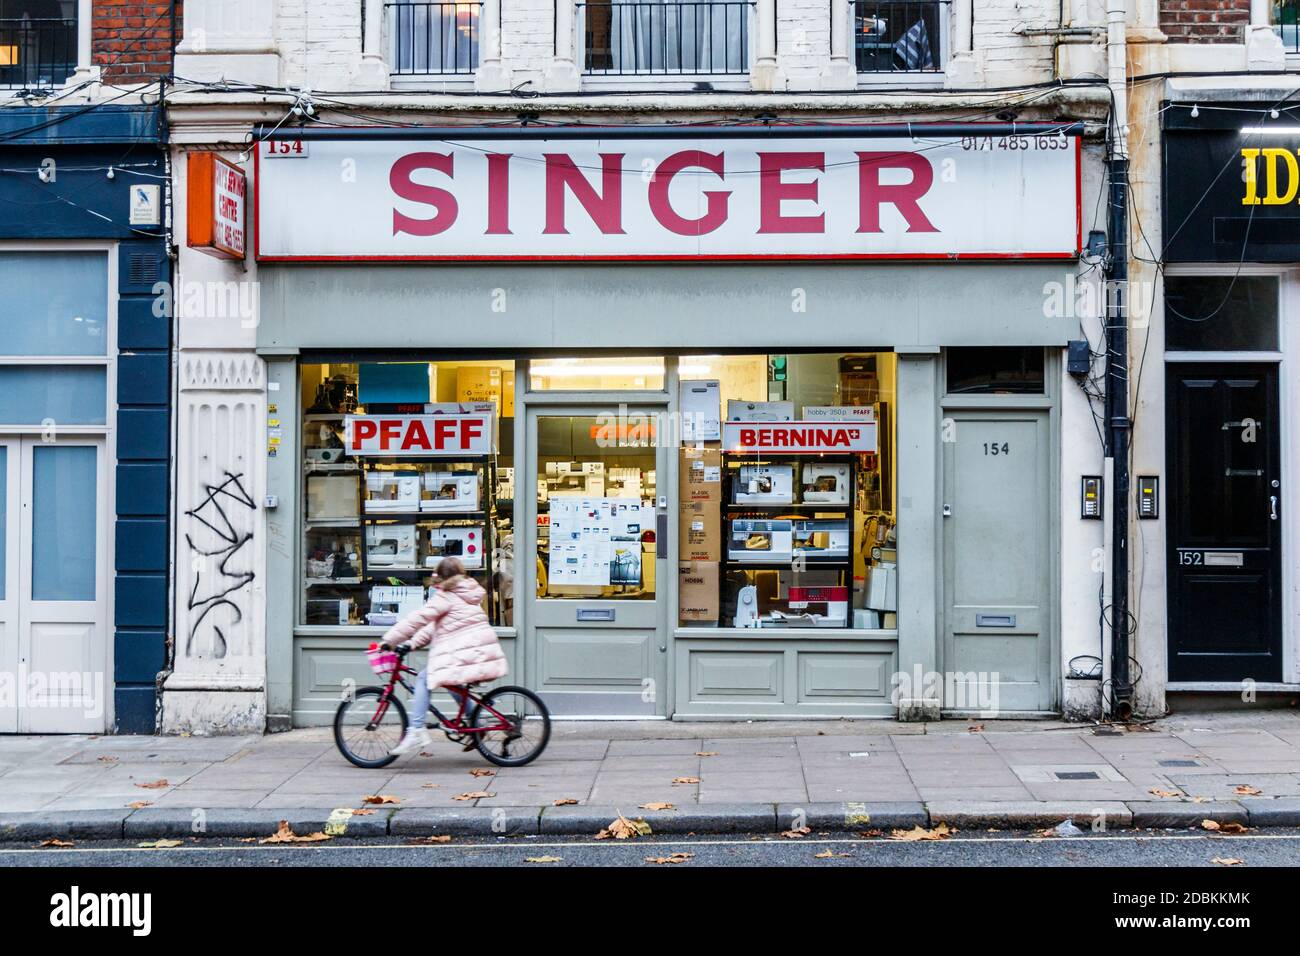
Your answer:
[186,471,256,658]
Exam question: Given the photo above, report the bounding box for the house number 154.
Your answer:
[983,442,1010,455]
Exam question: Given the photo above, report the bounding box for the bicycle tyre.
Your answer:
[469,685,551,768]
[334,686,408,769]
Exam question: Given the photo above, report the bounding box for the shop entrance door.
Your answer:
[524,406,669,716]
[1166,364,1282,682]
[941,409,1054,713]
[0,438,109,733]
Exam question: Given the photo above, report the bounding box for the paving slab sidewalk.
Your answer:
[2,713,1299,839]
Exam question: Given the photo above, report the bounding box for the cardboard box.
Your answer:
[457,366,515,417]
[679,446,722,504]
[726,399,795,422]
[678,560,719,624]
[678,500,721,561]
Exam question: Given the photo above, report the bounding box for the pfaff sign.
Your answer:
[723,421,877,454]
[256,133,1080,259]
[188,152,246,259]
[345,414,494,457]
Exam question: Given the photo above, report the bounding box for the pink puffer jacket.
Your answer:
[382,577,508,690]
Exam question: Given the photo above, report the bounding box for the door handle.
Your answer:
[942,504,952,518]
[1270,496,1278,521]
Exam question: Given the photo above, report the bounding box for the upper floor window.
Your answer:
[0,0,76,88]
[854,0,945,74]
[388,0,481,76]
[1275,0,1298,55]
[581,0,752,76]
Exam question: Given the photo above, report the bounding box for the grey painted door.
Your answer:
[524,406,669,716]
[941,410,1054,713]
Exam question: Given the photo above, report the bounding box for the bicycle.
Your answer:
[334,645,551,769]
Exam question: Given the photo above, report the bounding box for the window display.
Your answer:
[677,352,897,631]
[301,361,515,628]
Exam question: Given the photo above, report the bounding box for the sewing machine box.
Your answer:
[678,561,719,624]
[678,500,721,561]
[679,379,721,441]
[733,463,794,505]
[457,365,515,417]
[420,472,480,512]
[679,445,722,504]
[306,475,359,520]
[802,405,876,423]
[726,400,795,422]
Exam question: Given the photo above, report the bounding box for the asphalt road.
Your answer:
[3,830,1300,867]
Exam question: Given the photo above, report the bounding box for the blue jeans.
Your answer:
[410,668,430,730]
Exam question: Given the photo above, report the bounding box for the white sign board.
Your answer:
[344,414,494,457]
[257,133,1080,260]
[723,421,878,455]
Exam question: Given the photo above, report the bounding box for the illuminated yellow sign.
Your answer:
[1241,148,1300,205]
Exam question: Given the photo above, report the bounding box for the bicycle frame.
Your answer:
[369,661,518,735]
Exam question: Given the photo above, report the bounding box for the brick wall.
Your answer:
[1159,0,1250,43]
[93,0,181,83]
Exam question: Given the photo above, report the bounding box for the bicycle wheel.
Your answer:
[469,686,551,768]
[334,686,408,769]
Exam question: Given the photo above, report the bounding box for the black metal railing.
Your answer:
[581,1,752,75]
[1276,0,1299,54]
[0,18,76,88]
[852,1,945,73]
[387,1,481,75]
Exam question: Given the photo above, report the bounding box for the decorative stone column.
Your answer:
[1247,0,1286,70]
[160,351,268,735]
[944,0,978,85]
[174,0,281,86]
[476,0,513,91]
[825,0,857,89]
[68,0,99,84]
[357,0,393,88]
[544,0,582,91]
[752,0,779,90]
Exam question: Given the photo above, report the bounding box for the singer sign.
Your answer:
[256,132,1080,260]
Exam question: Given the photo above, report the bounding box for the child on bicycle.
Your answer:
[381,556,509,756]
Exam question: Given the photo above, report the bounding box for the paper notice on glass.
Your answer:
[548,496,651,587]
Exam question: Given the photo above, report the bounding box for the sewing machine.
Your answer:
[792,519,850,559]
[365,524,418,568]
[365,585,426,626]
[774,585,849,627]
[727,518,794,563]
[423,526,485,570]
[733,464,794,505]
[734,585,761,627]
[800,463,851,505]
[420,472,480,513]
[364,472,421,513]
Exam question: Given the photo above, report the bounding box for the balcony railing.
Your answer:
[1276,0,1299,54]
[387,1,481,75]
[0,18,76,88]
[853,1,945,73]
[580,1,753,75]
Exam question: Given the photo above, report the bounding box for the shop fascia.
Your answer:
[255,128,1082,260]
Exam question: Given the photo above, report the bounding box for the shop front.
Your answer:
[1160,102,1300,690]
[252,124,1089,723]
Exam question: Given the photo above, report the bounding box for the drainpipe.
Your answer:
[1105,0,1133,720]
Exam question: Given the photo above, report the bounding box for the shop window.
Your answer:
[678,352,898,631]
[1164,276,1279,352]
[300,360,515,629]
[946,347,1044,395]
[528,357,665,391]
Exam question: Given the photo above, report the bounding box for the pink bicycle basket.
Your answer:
[365,644,399,676]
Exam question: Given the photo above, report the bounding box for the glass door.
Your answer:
[0,441,16,733]
[525,405,669,716]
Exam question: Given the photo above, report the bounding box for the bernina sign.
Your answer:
[345,414,494,457]
[256,131,1080,260]
[724,421,877,454]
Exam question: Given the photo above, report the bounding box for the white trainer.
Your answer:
[389,728,432,756]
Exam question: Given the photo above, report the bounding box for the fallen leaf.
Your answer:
[781,826,812,839]
[236,838,257,843]
[453,791,495,801]
[407,835,453,845]
[362,794,401,805]
[40,839,74,848]
[135,779,169,790]
[526,856,563,864]
[552,798,578,806]
[967,724,985,733]
[596,814,652,839]
[97,755,118,763]
[259,821,332,844]
[127,801,152,810]
[891,823,954,842]
[1217,822,1249,834]
[469,769,496,778]
[419,752,435,757]
[672,776,700,784]
[1034,827,1058,838]
[352,808,375,816]
[1211,857,1244,866]
[640,802,675,811]
[814,849,835,858]
[1233,785,1263,796]
[695,751,719,757]
[1148,788,1181,798]
[857,829,884,838]
[645,852,693,865]
[1201,819,1221,831]
[137,839,183,849]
